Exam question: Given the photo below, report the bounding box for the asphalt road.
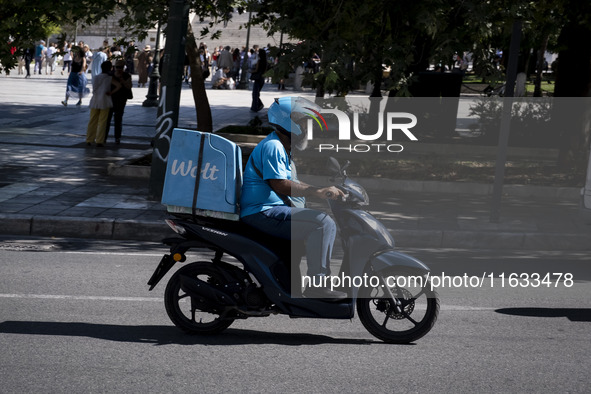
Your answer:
[0,236,589,393]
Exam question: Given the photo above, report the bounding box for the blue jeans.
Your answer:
[241,206,337,276]
[35,56,43,74]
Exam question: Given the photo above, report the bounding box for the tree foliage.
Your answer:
[253,0,589,98]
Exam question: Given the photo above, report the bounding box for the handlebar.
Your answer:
[324,188,349,201]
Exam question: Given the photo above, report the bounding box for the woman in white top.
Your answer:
[61,43,72,74]
[85,61,121,146]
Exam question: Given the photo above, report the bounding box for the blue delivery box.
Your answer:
[161,129,242,220]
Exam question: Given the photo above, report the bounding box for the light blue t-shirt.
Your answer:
[91,51,108,80]
[240,132,304,217]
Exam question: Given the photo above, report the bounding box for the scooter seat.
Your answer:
[170,213,300,260]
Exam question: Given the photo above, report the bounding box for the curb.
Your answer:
[1,213,589,250]
[0,214,170,241]
[107,149,152,178]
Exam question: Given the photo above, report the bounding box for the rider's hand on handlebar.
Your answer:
[317,186,346,201]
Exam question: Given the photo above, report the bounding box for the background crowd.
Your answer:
[12,38,286,144]
[14,39,285,87]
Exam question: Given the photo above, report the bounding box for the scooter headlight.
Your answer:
[345,181,369,205]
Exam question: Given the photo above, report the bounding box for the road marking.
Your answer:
[0,293,161,302]
[0,294,496,310]
[61,251,166,257]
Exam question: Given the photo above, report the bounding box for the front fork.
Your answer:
[378,274,404,313]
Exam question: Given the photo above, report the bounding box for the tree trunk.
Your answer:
[369,7,389,98]
[186,24,213,132]
[533,35,549,97]
[553,14,591,170]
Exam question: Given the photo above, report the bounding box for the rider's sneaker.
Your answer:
[303,286,348,302]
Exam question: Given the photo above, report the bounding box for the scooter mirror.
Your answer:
[327,157,341,175]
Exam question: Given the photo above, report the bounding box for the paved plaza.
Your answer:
[0,72,589,250]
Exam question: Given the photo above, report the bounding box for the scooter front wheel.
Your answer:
[164,262,235,334]
[357,269,439,344]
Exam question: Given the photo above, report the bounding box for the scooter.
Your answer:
[148,157,439,343]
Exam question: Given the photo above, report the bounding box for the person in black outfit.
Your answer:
[22,47,34,78]
[105,60,133,144]
[250,48,267,112]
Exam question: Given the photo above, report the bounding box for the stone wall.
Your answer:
[70,10,296,52]
[192,12,297,51]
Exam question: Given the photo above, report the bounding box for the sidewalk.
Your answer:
[0,73,589,250]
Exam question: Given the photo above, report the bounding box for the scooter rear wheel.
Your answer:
[164,262,235,334]
[357,269,439,344]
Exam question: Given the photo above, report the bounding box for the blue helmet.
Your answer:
[267,97,322,137]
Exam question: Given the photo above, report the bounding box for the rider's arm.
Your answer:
[268,179,344,200]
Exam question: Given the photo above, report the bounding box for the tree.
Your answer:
[550,0,591,169]
[117,0,236,133]
[253,0,525,96]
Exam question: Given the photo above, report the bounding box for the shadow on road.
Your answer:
[0,320,379,346]
[495,308,591,322]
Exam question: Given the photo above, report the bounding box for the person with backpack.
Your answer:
[240,97,347,299]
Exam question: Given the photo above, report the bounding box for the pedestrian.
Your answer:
[105,60,133,145]
[34,40,46,75]
[250,48,267,112]
[61,49,88,106]
[110,45,122,58]
[17,52,25,75]
[217,46,233,71]
[61,43,72,75]
[211,47,219,71]
[91,47,109,80]
[183,53,191,85]
[86,61,120,147]
[250,45,260,66]
[200,43,211,79]
[22,46,34,78]
[211,66,234,89]
[124,41,137,74]
[199,47,210,80]
[137,45,152,87]
[83,44,93,72]
[45,43,57,75]
[232,48,241,79]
